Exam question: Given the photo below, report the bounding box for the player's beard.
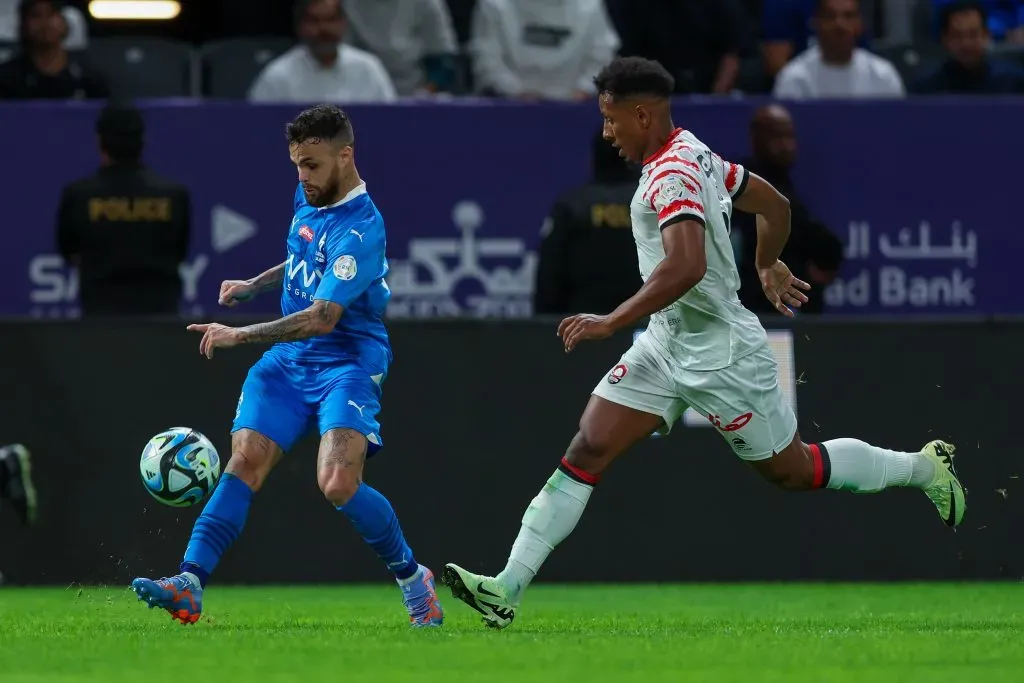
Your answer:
[306,167,342,207]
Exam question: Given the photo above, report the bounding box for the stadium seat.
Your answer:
[876,43,946,86]
[992,42,1024,71]
[86,37,196,98]
[735,55,773,94]
[199,37,294,99]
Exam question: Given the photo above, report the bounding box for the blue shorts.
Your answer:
[231,351,385,456]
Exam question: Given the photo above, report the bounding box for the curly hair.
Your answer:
[593,57,675,100]
[285,104,354,147]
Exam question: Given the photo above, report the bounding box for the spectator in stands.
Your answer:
[0,0,87,50]
[533,130,641,315]
[915,1,1024,93]
[733,105,843,315]
[932,0,1024,44]
[760,0,871,78]
[56,105,192,317]
[607,0,750,94]
[773,0,904,98]
[343,0,459,96]
[249,0,396,104]
[0,0,106,99]
[469,0,619,101]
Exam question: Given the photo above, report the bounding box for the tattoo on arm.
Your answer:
[236,300,342,344]
[250,262,286,293]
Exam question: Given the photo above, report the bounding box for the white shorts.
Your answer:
[591,333,798,461]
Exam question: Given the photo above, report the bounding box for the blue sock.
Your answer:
[338,483,418,580]
[179,473,253,587]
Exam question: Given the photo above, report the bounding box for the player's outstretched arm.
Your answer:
[605,218,707,329]
[558,219,706,351]
[186,300,343,359]
[732,173,791,268]
[732,173,810,317]
[219,262,286,307]
[236,300,343,344]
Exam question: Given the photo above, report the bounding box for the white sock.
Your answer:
[181,571,202,590]
[495,466,594,602]
[819,438,935,493]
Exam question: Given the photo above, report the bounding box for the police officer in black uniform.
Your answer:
[534,130,642,315]
[56,104,192,317]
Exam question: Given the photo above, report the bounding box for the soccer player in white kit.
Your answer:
[440,56,967,630]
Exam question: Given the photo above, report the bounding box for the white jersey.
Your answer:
[631,128,767,371]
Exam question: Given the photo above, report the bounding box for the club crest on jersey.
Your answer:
[334,255,357,281]
[607,364,628,384]
[298,225,314,242]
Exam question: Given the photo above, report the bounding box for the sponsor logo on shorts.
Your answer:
[708,412,753,432]
[730,436,751,452]
[607,364,628,384]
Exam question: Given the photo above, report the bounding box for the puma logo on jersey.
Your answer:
[350,229,365,242]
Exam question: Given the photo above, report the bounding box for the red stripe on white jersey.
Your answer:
[652,154,701,174]
[642,128,686,166]
[658,198,704,221]
[725,163,739,192]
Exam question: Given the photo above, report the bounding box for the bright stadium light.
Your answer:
[88,1,181,20]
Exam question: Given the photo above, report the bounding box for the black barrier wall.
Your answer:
[0,320,1019,585]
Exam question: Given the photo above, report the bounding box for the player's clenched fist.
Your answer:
[558,313,614,352]
[218,279,257,307]
[187,322,242,359]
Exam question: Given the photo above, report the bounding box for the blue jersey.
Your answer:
[272,182,392,371]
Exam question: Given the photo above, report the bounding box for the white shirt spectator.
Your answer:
[470,0,619,100]
[773,46,905,99]
[249,43,397,103]
[344,0,458,96]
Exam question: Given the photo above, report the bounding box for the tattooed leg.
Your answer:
[323,428,423,583]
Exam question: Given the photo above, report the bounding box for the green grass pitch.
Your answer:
[0,584,1021,682]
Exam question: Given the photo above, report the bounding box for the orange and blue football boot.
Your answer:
[400,566,444,627]
[131,574,203,625]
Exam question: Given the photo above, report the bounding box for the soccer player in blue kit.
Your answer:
[130,104,444,627]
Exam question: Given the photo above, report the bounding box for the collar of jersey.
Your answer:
[317,182,367,211]
[643,128,685,167]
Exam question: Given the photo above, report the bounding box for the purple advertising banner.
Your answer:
[0,98,1019,319]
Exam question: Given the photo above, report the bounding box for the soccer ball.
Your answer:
[139,427,221,507]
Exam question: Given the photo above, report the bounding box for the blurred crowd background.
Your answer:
[3,0,1024,101]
